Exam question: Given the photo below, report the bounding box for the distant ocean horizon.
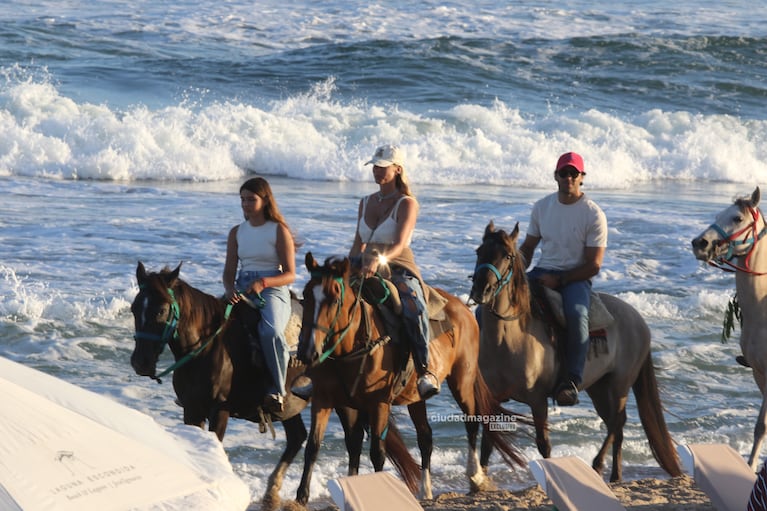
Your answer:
[1,0,766,505]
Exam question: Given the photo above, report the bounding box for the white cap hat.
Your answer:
[365,144,404,167]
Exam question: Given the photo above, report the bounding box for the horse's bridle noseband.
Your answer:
[134,286,180,346]
[708,205,767,275]
[473,241,520,320]
[308,273,362,364]
[134,285,233,383]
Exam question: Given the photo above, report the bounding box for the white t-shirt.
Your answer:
[527,192,607,271]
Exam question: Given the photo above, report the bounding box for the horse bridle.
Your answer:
[473,241,519,320]
[134,286,181,346]
[708,204,767,275]
[309,273,364,363]
[134,285,233,383]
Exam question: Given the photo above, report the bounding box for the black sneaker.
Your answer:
[417,372,440,400]
[555,381,579,406]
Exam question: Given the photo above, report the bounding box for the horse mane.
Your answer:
[144,267,224,335]
[490,228,532,328]
[316,256,350,298]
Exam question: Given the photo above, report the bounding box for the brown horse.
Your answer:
[692,187,767,470]
[130,262,417,510]
[470,222,682,482]
[130,262,311,509]
[295,253,527,505]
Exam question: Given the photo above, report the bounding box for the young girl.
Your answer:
[223,177,296,412]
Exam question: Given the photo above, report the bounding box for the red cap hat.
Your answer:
[555,152,585,174]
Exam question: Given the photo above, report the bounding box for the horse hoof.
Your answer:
[469,472,496,493]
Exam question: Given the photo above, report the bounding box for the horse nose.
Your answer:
[131,351,156,377]
[691,237,708,250]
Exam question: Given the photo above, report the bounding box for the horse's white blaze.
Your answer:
[139,296,149,329]
[311,285,325,352]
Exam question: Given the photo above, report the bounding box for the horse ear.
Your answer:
[510,222,520,242]
[340,257,350,275]
[753,187,761,207]
[161,263,181,287]
[136,261,148,285]
[484,220,495,237]
[305,252,317,271]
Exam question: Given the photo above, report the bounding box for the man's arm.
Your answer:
[519,234,540,269]
[559,246,605,287]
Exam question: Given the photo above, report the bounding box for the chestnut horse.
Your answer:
[470,222,682,482]
[295,253,527,505]
[129,262,417,510]
[692,187,767,470]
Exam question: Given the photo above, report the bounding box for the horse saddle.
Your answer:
[540,287,615,331]
[360,277,453,342]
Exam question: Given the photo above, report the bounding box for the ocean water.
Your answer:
[1,0,766,506]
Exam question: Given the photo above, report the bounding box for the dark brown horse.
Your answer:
[295,253,527,505]
[130,262,418,510]
[470,222,682,482]
[130,262,311,510]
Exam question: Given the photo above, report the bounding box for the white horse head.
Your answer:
[691,187,765,269]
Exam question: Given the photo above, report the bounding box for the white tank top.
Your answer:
[356,195,413,246]
[236,220,282,272]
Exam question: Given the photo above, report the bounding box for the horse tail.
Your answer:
[384,416,422,493]
[474,369,531,467]
[633,353,683,477]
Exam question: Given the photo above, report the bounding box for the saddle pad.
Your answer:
[543,288,614,331]
[425,285,448,320]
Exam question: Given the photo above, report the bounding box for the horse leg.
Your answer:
[336,406,365,476]
[369,403,391,472]
[749,394,767,471]
[407,401,433,500]
[262,414,308,511]
[445,368,493,492]
[207,403,230,441]
[588,384,627,481]
[530,402,551,459]
[182,408,208,435]
[296,406,332,506]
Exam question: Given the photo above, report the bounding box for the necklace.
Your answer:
[376,190,398,202]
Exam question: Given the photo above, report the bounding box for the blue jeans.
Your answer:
[390,268,430,373]
[528,267,591,385]
[236,270,291,397]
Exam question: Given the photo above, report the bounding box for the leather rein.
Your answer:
[134,286,234,383]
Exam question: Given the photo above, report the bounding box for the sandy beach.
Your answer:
[304,475,717,511]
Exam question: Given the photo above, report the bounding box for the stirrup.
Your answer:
[263,393,284,413]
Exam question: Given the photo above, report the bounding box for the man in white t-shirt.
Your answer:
[519,152,608,406]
